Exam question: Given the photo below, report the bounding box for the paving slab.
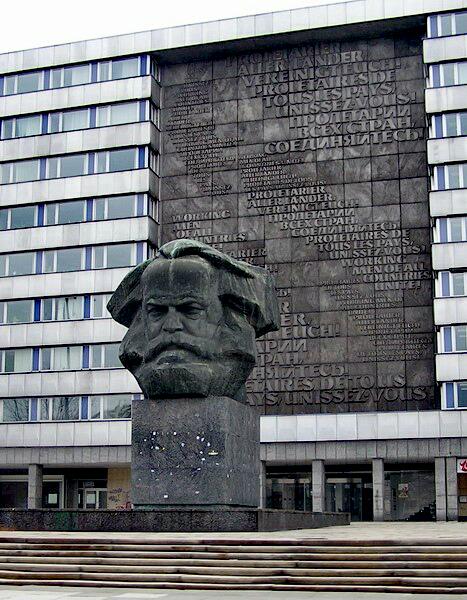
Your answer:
[0,522,466,542]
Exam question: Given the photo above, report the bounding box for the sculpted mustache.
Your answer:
[144,337,215,362]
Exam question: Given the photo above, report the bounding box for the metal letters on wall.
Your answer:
[160,36,435,414]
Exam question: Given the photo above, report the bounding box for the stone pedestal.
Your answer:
[132,396,259,508]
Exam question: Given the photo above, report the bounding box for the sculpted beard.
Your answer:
[143,333,217,364]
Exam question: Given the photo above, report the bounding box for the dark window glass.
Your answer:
[458,383,467,407]
[456,12,467,35]
[108,149,136,172]
[52,397,79,420]
[16,72,41,94]
[57,200,85,224]
[103,395,131,419]
[6,300,33,323]
[107,195,134,219]
[9,253,35,276]
[59,155,86,178]
[42,298,53,321]
[0,210,8,230]
[55,248,82,272]
[63,64,89,87]
[2,119,14,139]
[9,205,35,229]
[2,398,29,422]
[103,344,121,368]
[15,115,41,137]
[107,243,132,268]
[111,58,139,80]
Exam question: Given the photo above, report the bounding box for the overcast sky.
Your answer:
[0,0,348,54]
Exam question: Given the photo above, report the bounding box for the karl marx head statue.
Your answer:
[107,239,280,401]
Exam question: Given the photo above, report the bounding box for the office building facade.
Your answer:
[0,0,467,520]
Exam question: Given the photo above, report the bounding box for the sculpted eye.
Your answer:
[147,305,167,320]
[178,303,204,318]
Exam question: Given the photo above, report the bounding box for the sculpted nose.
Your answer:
[162,308,183,333]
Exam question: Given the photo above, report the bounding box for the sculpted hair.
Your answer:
[107,239,280,338]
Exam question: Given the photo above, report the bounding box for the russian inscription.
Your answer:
[161,35,435,414]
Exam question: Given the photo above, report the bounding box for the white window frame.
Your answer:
[89,343,121,369]
[45,199,87,226]
[0,299,35,324]
[95,148,139,174]
[428,12,467,38]
[439,325,467,352]
[46,153,89,179]
[92,243,136,269]
[434,62,467,87]
[48,108,91,134]
[0,398,32,422]
[89,394,132,420]
[434,216,467,243]
[90,293,112,318]
[0,205,38,231]
[1,159,41,185]
[43,247,85,274]
[41,295,85,322]
[436,271,467,297]
[3,70,44,95]
[96,101,140,128]
[0,252,37,277]
[0,348,33,373]
[93,195,138,220]
[38,396,81,421]
[430,112,467,138]
[51,64,91,89]
[433,164,467,190]
[149,150,159,175]
[39,345,83,372]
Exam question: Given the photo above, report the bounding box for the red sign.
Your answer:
[457,459,467,473]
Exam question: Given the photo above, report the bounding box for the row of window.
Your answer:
[0,394,137,422]
[0,100,159,140]
[0,294,112,325]
[438,271,467,298]
[0,242,154,278]
[428,11,467,38]
[434,216,467,243]
[0,55,159,97]
[439,325,467,353]
[432,163,467,190]
[0,147,159,185]
[444,381,467,410]
[429,62,467,88]
[430,112,467,138]
[0,194,158,231]
[0,343,122,373]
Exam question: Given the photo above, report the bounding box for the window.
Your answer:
[1,115,42,139]
[96,148,138,173]
[90,294,112,318]
[40,346,82,371]
[51,64,91,88]
[96,101,140,127]
[94,195,140,220]
[435,217,467,242]
[44,248,83,273]
[433,164,467,190]
[0,159,40,184]
[90,344,121,368]
[441,325,467,352]
[0,299,34,324]
[39,397,80,421]
[5,206,36,230]
[428,12,467,37]
[61,108,89,132]
[42,296,83,321]
[92,243,134,269]
[0,348,32,373]
[4,71,43,95]
[0,252,36,277]
[90,394,132,419]
[436,271,467,297]
[1,398,29,422]
[48,154,87,179]
[430,62,467,88]
[430,112,467,138]
[98,57,140,82]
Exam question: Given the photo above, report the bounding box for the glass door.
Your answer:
[83,488,107,509]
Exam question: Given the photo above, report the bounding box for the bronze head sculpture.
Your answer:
[107,239,280,400]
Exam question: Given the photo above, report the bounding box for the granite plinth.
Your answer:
[132,396,260,508]
[0,509,350,532]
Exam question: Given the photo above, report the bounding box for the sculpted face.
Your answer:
[119,255,258,399]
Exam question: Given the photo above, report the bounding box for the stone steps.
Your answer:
[1,556,466,569]
[0,537,465,593]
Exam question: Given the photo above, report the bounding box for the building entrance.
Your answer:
[325,477,373,521]
[265,469,312,511]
